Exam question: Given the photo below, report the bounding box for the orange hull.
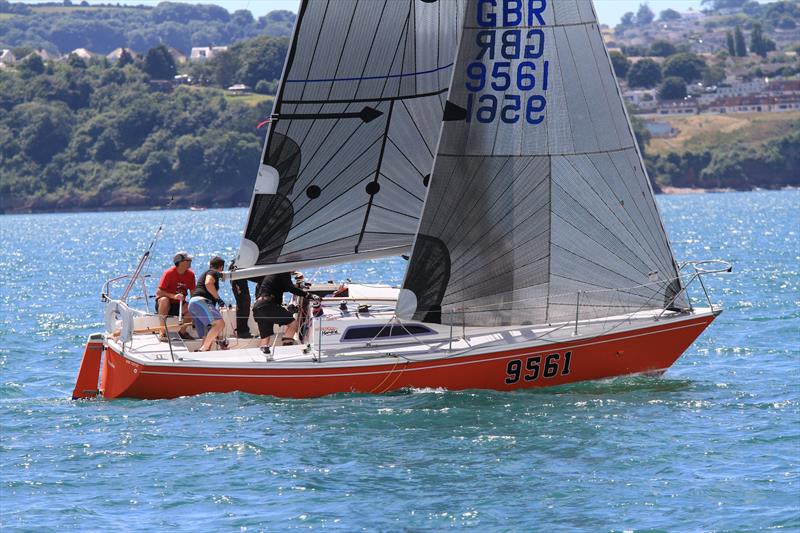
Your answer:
[92,314,717,400]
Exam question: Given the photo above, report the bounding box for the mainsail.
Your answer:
[235,0,466,275]
[401,0,687,326]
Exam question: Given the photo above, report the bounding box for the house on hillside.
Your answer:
[107,47,139,61]
[0,49,16,65]
[708,95,800,114]
[190,46,228,62]
[32,49,57,61]
[622,89,658,112]
[657,100,699,115]
[716,80,768,98]
[227,84,252,95]
[164,46,187,64]
[69,48,95,59]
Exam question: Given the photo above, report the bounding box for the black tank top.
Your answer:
[193,269,221,301]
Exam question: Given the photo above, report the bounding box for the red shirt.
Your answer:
[158,266,196,302]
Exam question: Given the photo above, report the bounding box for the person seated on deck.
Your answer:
[188,256,227,352]
[155,251,196,341]
[253,272,309,355]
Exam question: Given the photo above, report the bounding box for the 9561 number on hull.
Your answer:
[505,351,572,384]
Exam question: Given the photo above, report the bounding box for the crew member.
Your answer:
[155,251,196,340]
[252,272,308,355]
[188,256,227,352]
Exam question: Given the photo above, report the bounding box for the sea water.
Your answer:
[1,190,798,531]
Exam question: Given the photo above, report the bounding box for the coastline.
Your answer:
[2,187,796,215]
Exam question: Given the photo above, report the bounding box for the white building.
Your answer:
[0,49,16,65]
[190,46,228,62]
[715,79,768,97]
[622,89,658,112]
[69,48,95,60]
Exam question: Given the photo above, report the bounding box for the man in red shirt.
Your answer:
[156,251,196,340]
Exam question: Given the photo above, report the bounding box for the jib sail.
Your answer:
[401,0,687,326]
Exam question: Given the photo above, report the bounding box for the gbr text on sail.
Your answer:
[465,0,549,125]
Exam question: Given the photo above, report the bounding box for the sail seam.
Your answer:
[605,152,674,273]
[436,145,637,158]
[446,157,545,269]
[580,153,667,270]
[399,98,435,158]
[545,155,552,324]
[287,63,456,84]
[378,171,425,203]
[355,100,396,253]
[560,155,662,271]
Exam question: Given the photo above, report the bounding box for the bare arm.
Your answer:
[205,274,220,301]
[156,287,184,301]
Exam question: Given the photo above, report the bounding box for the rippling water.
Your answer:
[1,191,798,530]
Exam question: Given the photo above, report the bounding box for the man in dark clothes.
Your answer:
[228,260,262,339]
[253,272,308,355]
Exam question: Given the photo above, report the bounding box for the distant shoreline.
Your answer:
[2,187,796,215]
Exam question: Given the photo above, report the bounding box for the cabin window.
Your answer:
[340,324,435,342]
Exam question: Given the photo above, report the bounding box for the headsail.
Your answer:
[401,0,687,326]
[235,0,466,274]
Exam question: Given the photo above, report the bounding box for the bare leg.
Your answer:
[200,320,225,351]
[283,319,299,343]
[157,297,171,337]
[179,302,191,335]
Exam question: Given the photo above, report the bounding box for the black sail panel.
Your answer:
[402,0,687,327]
[237,0,466,270]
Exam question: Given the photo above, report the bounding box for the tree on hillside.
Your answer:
[662,52,707,83]
[701,0,747,10]
[609,51,631,79]
[726,31,736,55]
[649,40,677,57]
[620,12,635,27]
[213,50,238,88]
[19,53,45,77]
[659,9,682,21]
[703,64,727,86]
[734,26,748,56]
[750,23,776,57]
[627,58,662,88]
[658,77,688,100]
[143,44,176,80]
[637,4,655,25]
[117,49,134,68]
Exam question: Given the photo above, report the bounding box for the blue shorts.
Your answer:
[188,296,222,337]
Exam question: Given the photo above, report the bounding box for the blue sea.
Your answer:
[1,190,798,531]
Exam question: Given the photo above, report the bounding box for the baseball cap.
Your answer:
[173,251,193,265]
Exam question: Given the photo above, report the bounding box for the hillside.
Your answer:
[0,1,295,55]
[0,2,798,213]
[647,111,800,154]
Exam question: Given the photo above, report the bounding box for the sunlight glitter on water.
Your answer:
[0,191,798,530]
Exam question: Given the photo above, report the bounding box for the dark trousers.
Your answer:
[231,278,252,338]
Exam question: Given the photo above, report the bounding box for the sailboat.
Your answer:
[73,0,729,400]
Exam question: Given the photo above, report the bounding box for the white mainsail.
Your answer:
[234,0,466,277]
[401,0,687,326]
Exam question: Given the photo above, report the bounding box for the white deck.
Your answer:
[105,288,714,369]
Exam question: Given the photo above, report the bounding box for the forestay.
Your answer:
[401,0,687,326]
[236,0,466,273]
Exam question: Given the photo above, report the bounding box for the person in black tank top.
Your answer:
[188,256,227,352]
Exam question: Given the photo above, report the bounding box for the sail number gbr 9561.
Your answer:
[465,0,548,125]
[505,351,571,384]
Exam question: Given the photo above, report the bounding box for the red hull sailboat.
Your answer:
[74,0,727,400]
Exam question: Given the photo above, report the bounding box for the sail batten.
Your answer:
[401,0,687,326]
